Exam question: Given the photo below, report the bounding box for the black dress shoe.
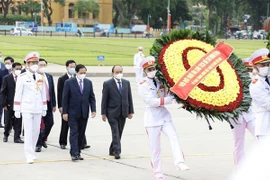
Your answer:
[3,136,8,142]
[77,156,84,160]
[71,156,79,161]
[114,154,120,159]
[60,145,66,149]
[81,145,90,150]
[14,139,24,143]
[42,141,48,148]
[35,146,42,152]
[0,124,4,128]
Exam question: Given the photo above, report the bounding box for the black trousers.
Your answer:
[59,116,87,147]
[59,118,69,146]
[108,116,126,155]
[68,116,88,157]
[4,109,22,140]
[37,101,54,147]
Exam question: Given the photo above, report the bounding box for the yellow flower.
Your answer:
[163,39,240,107]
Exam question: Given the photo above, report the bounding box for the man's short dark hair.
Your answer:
[65,60,76,67]
[39,58,48,64]
[112,65,123,73]
[4,56,14,63]
[12,62,22,69]
[75,64,87,72]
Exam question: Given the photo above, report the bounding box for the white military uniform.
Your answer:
[14,52,47,163]
[138,57,186,180]
[134,48,145,85]
[249,48,270,141]
[230,58,256,167]
[250,75,270,138]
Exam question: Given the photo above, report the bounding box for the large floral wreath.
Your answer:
[150,30,251,123]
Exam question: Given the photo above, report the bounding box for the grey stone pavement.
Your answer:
[0,64,255,180]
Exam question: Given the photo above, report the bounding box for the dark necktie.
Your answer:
[79,80,83,94]
[118,81,122,95]
[153,79,157,88]
[266,77,270,86]
[33,74,36,81]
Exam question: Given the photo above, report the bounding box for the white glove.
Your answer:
[42,111,47,117]
[15,111,21,118]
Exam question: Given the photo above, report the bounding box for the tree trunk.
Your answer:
[113,0,124,26]
[0,0,12,25]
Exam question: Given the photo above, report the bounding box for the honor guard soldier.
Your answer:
[134,46,145,85]
[138,56,189,180]
[249,48,270,142]
[231,58,256,168]
[14,52,47,164]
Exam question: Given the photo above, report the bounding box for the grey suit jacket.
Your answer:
[101,78,134,118]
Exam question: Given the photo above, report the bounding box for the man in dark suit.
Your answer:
[57,60,90,150]
[35,58,56,152]
[62,64,96,161]
[101,65,134,159]
[0,56,15,128]
[0,53,5,128]
[0,62,24,143]
[57,60,76,149]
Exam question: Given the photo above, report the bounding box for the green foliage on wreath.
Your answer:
[150,29,251,123]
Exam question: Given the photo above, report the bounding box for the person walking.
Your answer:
[13,52,47,164]
[138,56,189,180]
[101,65,134,159]
[62,64,96,161]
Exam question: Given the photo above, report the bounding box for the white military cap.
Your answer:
[140,56,156,69]
[242,57,252,67]
[249,48,270,65]
[24,52,40,63]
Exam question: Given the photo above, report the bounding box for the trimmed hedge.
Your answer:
[0,14,41,25]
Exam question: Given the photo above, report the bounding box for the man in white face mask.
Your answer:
[0,62,24,143]
[138,56,189,180]
[35,58,56,152]
[249,48,270,142]
[13,52,47,164]
[3,56,14,75]
[101,65,134,159]
[62,64,96,161]
[0,56,15,128]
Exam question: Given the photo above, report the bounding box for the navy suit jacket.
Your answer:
[45,73,56,108]
[0,68,8,89]
[0,74,16,110]
[101,78,134,118]
[62,77,96,119]
[57,73,69,108]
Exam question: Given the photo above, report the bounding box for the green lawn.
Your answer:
[0,36,267,66]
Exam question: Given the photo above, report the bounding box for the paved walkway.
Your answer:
[0,70,256,180]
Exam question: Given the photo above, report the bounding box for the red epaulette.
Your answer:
[140,80,146,85]
[252,78,258,84]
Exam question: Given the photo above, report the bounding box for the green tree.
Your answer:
[18,0,41,17]
[72,0,99,27]
[0,0,13,24]
[43,0,65,26]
